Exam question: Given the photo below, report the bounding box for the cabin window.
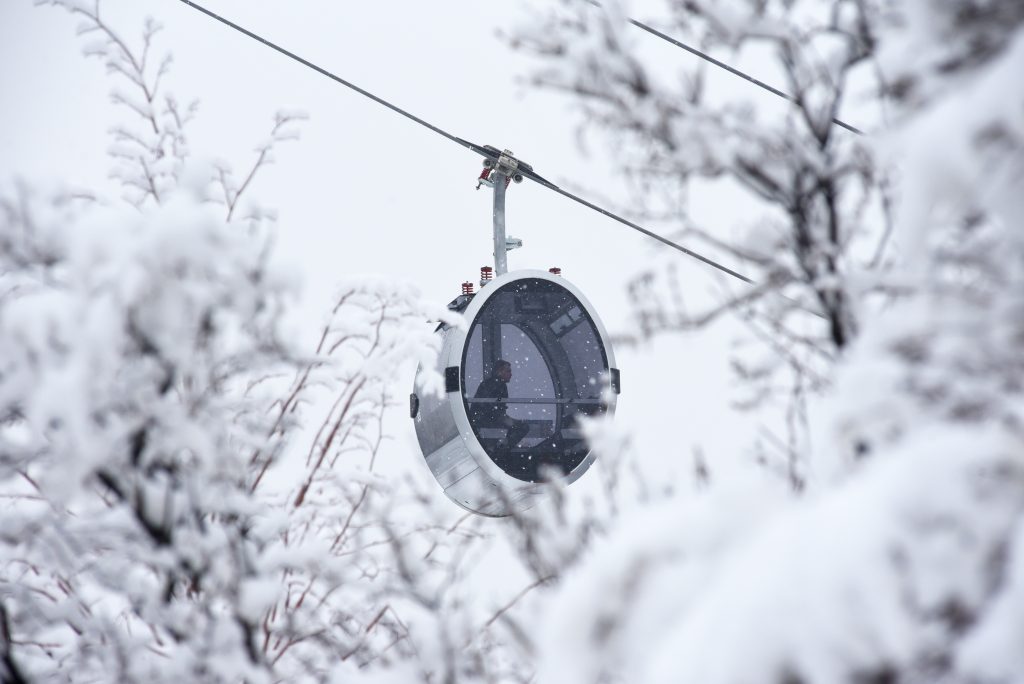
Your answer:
[462,278,609,481]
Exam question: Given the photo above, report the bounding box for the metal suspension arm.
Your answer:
[478,148,525,276]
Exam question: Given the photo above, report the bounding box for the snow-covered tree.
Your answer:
[513,0,888,441]
[0,5,306,681]
[0,4,464,682]
[1,5,578,683]
[499,1,1024,682]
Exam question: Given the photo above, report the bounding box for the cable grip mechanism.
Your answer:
[476,146,529,276]
[476,147,526,189]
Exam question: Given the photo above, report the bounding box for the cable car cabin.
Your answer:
[412,270,620,517]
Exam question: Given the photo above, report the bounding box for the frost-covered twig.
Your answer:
[512,0,881,439]
[41,0,192,207]
[216,111,309,222]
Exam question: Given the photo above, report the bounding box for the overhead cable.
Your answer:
[586,1,864,135]
[175,0,753,285]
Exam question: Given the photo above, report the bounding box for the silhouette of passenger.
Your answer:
[473,360,529,450]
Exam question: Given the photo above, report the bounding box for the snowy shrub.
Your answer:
[0,5,307,679]
[511,0,889,452]
[0,4,463,682]
[0,177,306,682]
[506,1,1024,682]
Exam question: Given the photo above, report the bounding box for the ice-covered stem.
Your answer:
[247,292,346,495]
[0,602,28,684]
[247,312,343,495]
[709,0,876,351]
[216,111,309,222]
[249,283,468,675]
[291,294,392,509]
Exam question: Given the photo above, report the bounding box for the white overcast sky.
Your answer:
[1,0,793,486]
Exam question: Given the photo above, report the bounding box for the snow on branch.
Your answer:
[40,0,196,207]
[504,2,1024,683]
[0,184,295,682]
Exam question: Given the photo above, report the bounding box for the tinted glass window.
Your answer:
[461,278,608,482]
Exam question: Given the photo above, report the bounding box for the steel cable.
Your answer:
[176,0,756,285]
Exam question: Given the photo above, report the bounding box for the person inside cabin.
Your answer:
[473,359,529,450]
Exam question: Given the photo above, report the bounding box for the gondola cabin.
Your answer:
[411,269,620,516]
